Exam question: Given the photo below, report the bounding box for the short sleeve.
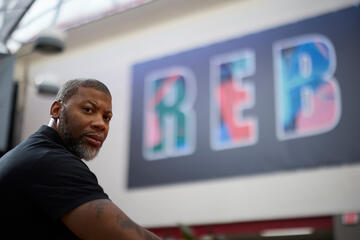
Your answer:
[27,151,109,220]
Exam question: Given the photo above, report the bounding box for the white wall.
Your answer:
[17,0,360,227]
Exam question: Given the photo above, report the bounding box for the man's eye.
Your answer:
[83,107,93,113]
[103,115,112,122]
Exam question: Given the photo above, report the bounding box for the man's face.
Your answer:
[58,87,112,160]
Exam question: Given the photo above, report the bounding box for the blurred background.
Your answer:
[1,0,360,239]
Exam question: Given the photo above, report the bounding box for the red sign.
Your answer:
[342,213,359,225]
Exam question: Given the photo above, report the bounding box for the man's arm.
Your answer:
[62,199,161,240]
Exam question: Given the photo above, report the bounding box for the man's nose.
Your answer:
[91,114,107,131]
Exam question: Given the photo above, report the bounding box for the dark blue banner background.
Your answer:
[128,7,360,189]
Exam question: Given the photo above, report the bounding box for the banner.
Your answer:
[128,7,360,188]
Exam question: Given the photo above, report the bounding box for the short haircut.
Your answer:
[55,78,111,103]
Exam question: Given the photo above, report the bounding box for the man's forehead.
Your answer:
[70,87,112,106]
[74,87,111,98]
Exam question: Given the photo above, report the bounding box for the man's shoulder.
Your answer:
[24,125,77,161]
[1,126,85,174]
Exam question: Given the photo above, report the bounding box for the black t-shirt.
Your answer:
[0,125,109,239]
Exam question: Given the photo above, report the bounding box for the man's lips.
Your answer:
[84,134,104,148]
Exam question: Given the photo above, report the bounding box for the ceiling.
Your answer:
[0,0,152,54]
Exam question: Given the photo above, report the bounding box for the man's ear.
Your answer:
[50,101,62,120]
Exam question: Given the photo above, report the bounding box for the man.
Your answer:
[0,79,161,239]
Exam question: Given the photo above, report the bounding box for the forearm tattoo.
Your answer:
[116,213,161,240]
[116,214,142,237]
[88,199,161,239]
[88,199,107,218]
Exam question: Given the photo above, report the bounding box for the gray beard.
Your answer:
[59,109,99,161]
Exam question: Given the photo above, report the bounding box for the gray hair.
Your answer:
[55,78,111,103]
